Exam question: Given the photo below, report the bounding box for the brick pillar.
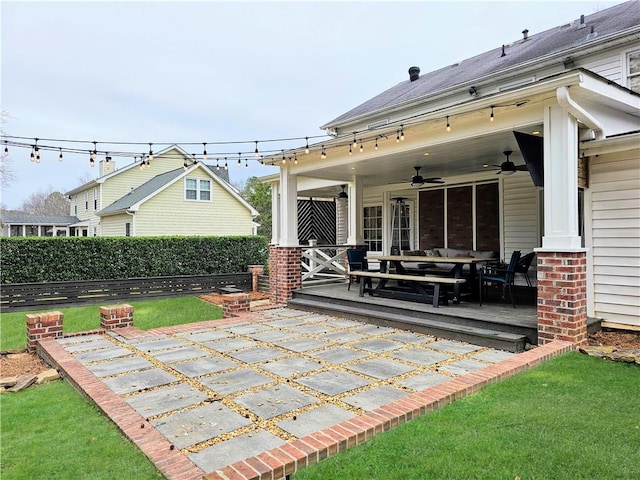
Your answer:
[26,312,64,353]
[537,251,587,346]
[248,265,264,292]
[222,293,250,318]
[99,304,134,330]
[269,245,303,305]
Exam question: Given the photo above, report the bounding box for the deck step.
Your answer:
[287,297,528,353]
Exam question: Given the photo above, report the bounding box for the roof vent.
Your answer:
[578,14,587,29]
[522,29,529,40]
[586,24,598,40]
[408,66,420,82]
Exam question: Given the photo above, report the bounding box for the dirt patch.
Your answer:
[1,351,50,379]
[199,291,270,306]
[588,330,640,349]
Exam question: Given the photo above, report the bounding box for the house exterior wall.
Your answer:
[132,168,253,236]
[100,213,132,236]
[502,174,540,263]
[587,149,640,329]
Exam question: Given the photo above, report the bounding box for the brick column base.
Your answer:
[100,304,134,330]
[26,312,64,353]
[537,251,587,346]
[269,245,303,305]
[248,265,265,292]
[222,293,250,318]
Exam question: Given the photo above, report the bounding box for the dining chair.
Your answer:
[346,248,376,291]
[515,252,536,287]
[479,250,521,308]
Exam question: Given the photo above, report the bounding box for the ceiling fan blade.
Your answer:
[425,178,444,183]
[515,164,529,171]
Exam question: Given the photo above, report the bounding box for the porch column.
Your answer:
[535,99,588,346]
[268,165,302,305]
[346,176,364,245]
[270,182,280,245]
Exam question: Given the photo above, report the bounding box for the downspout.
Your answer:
[125,210,136,236]
[556,86,605,140]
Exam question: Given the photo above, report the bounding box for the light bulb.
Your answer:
[58,149,64,162]
[203,143,207,161]
[305,137,309,154]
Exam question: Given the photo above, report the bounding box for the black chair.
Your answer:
[346,248,376,291]
[479,250,521,308]
[515,252,536,287]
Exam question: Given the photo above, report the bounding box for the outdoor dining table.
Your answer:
[373,255,491,302]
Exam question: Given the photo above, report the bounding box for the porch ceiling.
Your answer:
[297,126,542,198]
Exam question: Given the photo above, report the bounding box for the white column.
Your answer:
[541,100,582,250]
[279,165,299,247]
[270,182,280,245]
[336,197,348,245]
[346,176,364,245]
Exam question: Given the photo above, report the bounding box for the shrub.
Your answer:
[0,236,269,283]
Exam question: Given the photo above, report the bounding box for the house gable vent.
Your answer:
[367,119,389,130]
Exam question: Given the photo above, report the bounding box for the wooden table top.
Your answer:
[373,255,490,263]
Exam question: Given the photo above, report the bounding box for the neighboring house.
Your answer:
[66,146,258,237]
[265,1,640,337]
[0,213,80,237]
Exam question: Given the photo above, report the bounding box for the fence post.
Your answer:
[100,304,134,330]
[26,312,64,354]
[248,265,265,292]
[222,293,250,318]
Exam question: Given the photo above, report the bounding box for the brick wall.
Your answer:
[26,312,64,353]
[99,304,134,330]
[537,251,587,345]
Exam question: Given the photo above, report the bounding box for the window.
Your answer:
[84,191,89,210]
[93,188,98,210]
[185,178,212,201]
[627,49,640,93]
[363,205,383,252]
[125,222,131,237]
[74,205,77,215]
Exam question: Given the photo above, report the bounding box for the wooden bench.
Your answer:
[349,271,466,308]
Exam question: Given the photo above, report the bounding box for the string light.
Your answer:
[375,139,379,150]
[91,141,97,160]
[446,116,451,132]
[348,144,353,155]
[359,141,364,153]
[396,130,400,143]
[400,125,405,141]
[34,139,40,162]
[202,143,207,161]
[237,153,242,167]
[281,150,286,164]
[321,145,326,159]
[30,147,35,162]
[183,159,189,170]
[3,141,8,157]
[245,159,249,168]
[490,106,495,122]
[305,137,309,154]
[148,143,154,162]
[216,159,220,171]
[254,141,259,158]
[58,148,63,162]
[352,133,357,148]
[294,153,298,164]
[89,150,95,167]
[224,158,228,170]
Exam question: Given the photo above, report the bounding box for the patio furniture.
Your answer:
[349,270,466,308]
[346,248,378,291]
[479,250,521,308]
[515,252,536,287]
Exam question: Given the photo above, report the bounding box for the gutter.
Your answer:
[556,86,605,139]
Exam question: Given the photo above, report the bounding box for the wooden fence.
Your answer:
[0,273,251,312]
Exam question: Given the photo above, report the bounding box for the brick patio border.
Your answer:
[37,313,573,480]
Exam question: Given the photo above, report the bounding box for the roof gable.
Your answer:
[323,1,640,128]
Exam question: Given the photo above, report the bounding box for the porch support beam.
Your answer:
[540,99,583,251]
[346,176,364,245]
[270,182,280,245]
[278,165,299,247]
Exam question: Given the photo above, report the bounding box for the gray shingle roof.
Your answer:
[324,1,639,128]
[0,214,80,225]
[99,168,185,215]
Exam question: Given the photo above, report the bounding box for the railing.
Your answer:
[301,244,349,285]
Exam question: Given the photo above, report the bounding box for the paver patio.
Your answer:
[37,307,574,480]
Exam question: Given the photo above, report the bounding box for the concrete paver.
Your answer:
[47,306,552,480]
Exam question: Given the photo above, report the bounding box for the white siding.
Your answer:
[579,49,622,84]
[502,175,540,261]
[101,214,131,236]
[587,152,640,328]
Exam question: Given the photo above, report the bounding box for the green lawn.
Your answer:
[1,381,165,480]
[294,352,640,480]
[0,296,222,350]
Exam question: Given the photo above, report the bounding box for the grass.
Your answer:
[0,296,222,350]
[293,353,640,480]
[1,380,165,480]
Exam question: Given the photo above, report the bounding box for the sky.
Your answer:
[0,0,627,210]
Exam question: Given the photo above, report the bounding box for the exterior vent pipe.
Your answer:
[408,66,420,82]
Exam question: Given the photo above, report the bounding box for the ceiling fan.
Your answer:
[488,150,529,175]
[410,166,444,187]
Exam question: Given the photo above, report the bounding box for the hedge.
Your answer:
[0,236,269,284]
